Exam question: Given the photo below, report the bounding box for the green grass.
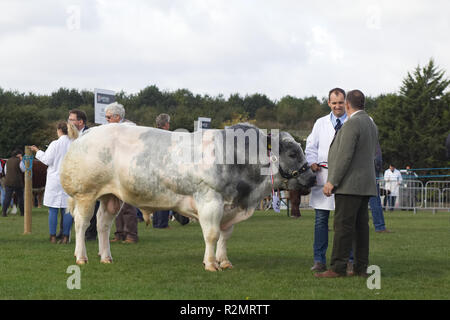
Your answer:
[0,207,449,300]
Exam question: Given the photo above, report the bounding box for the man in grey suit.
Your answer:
[316,89,378,278]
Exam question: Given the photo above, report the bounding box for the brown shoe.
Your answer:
[122,238,137,244]
[58,236,69,244]
[110,236,123,243]
[310,262,327,272]
[49,235,57,244]
[314,269,345,278]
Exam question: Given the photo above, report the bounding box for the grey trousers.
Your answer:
[330,194,370,275]
[114,202,138,241]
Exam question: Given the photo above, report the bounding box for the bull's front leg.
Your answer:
[216,225,234,270]
[196,191,224,272]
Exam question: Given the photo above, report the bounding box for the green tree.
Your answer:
[373,59,450,169]
[0,105,47,157]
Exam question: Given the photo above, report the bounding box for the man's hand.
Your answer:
[311,163,321,172]
[323,182,334,197]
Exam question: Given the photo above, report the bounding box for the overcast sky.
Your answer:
[1,0,449,100]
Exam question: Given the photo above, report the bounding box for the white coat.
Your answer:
[36,135,73,208]
[305,113,347,210]
[384,168,402,196]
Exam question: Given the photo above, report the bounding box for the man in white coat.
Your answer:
[384,164,402,211]
[305,88,348,272]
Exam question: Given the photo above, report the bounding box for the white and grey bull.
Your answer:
[60,123,316,271]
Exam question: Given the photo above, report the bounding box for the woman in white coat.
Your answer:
[384,164,402,211]
[31,122,78,243]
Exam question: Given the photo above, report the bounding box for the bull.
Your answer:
[60,123,316,271]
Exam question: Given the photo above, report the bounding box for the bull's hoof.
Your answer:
[100,257,113,264]
[76,259,88,265]
[219,260,233,270]
[204,262,221,272]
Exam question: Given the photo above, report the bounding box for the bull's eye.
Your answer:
[292,171,299,177]
[289,154,297,158]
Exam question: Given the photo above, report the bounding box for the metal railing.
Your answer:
[294,179,450,214]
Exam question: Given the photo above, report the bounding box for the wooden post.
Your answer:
[24,146,33,234]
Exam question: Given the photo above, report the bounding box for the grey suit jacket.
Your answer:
[327,110,378,196]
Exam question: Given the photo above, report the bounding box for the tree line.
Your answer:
[1,59,449,171]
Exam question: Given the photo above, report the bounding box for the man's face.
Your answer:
[68,113,84,130]
[328,92,346,118]
[105,112,120,123]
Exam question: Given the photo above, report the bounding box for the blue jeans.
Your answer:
[49,207,73,236]
[369,185,386,231]
[152,210,170,228]
[313,209,330,264]
[0,184,5,207]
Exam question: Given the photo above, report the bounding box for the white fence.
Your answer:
[296,179,450,213]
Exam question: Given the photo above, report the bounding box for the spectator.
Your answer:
[30,122,78,243]
[105,102,139,243]
[369,142,391,233]
[305,87,348,272]
[384,164,402,211]
[400,165,419,210]
[68,109,89,134]
[289,190,302,218]
[68,109,97,241]
[2,149,25,217]
[152,113,172,229]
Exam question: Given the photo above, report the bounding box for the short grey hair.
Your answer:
[105,102,125,120]
[156,113,170,128]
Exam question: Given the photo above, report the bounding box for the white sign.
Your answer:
[94,88,116,124]
[196,117,211,131]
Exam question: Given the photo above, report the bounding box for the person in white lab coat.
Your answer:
[305,88,348,272]
[384,164,402,211]
[30,122,78,243]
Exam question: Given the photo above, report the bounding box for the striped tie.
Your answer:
[334,118,342,134]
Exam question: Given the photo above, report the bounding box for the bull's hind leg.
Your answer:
[73,198,96,265]
[196,191,224,272]
[216,225,234,270]
[97,195,121,264]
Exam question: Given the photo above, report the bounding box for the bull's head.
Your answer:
[277,132,316,191]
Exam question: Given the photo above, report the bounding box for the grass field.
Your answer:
[0,207,449,300]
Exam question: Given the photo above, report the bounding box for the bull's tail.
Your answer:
[141,210,153,227]
[68,197,76,217]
